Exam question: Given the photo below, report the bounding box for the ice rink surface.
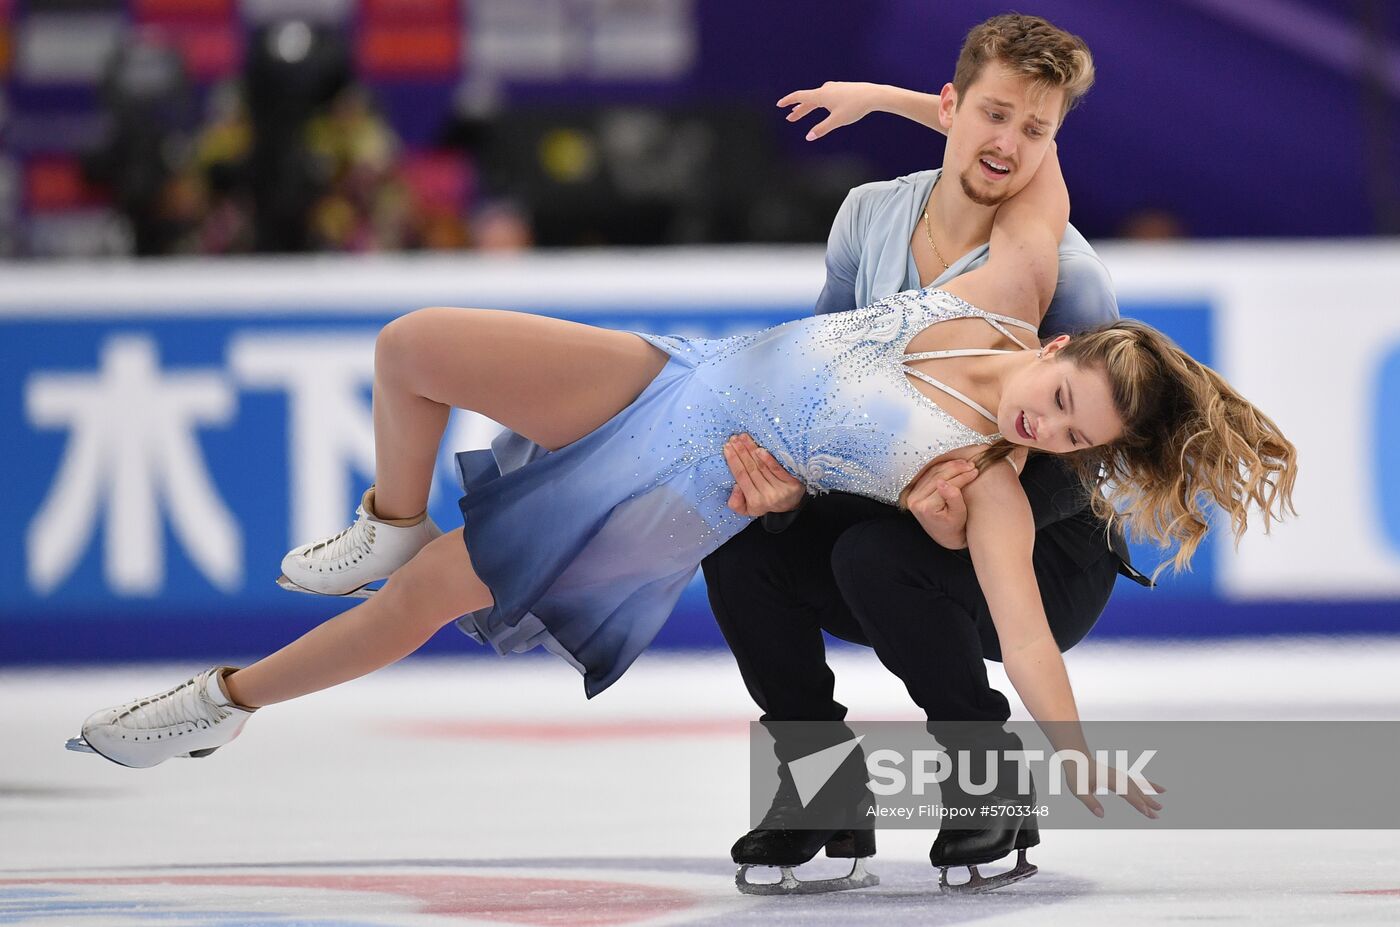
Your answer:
[5,637,1400,926]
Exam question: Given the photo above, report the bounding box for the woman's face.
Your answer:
[997,339,1124,453]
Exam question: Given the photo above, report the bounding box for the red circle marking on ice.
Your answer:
[383,718,748,740]
[0,874,698,925]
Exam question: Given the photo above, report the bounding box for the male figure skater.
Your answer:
[706,13,1151,895]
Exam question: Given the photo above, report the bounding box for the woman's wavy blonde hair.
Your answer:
[977,320,1298,578]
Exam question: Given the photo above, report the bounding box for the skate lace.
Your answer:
[118,673,230,732]
[304,511,376,567]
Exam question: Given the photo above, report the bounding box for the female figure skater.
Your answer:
[72,146,1296,824]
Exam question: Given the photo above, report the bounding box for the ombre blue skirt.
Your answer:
[454,341,752,698]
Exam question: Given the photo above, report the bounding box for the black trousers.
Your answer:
[702,492,1118,764]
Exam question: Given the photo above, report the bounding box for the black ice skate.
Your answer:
[733,823,878,895]
[929,790,1040,894]
[732,748,878,895]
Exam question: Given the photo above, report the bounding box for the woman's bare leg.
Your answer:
[78,311,666,743]
[227,528,487,707]
[243,309,665,706]
[369,307,667,518]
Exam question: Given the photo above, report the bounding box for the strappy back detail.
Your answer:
[900,306,1039,427]
[902,355,1003,425]
[902,312,1038,356]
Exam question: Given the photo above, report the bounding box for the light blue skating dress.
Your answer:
[454,288,1038,696]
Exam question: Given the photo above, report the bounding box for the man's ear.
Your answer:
[938,83,958,132]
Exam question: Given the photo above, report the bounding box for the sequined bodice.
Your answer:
[639,287,1037,506]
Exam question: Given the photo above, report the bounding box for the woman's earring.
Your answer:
[1037,349,1044,359]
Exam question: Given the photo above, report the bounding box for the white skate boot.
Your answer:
[68,667,255,768]
[277,487,442,597]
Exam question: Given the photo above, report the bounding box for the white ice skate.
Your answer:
[67,667,255,768]
[277,488,442,598]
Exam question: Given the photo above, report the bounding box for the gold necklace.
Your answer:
[922,208,951,270]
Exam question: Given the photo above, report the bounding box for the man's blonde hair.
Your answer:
[952,13,1095,120]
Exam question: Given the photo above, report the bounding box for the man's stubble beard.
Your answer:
[959,168,1012,208]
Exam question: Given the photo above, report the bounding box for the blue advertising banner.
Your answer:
[3,249,1397,666]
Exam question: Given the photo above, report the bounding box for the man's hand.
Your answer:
[724,434,806,518]
[904,459,979,549]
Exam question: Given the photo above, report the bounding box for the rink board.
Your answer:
[1,246,1397,663]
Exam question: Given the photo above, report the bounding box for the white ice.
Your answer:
[4,637,1400,926]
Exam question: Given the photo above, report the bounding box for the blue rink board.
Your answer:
[1,301,1391,665]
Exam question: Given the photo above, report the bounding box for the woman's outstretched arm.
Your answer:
[940,144,1069,325]
[778,82,947,140]
[780,80,1070,326]
[958,462,1163,819]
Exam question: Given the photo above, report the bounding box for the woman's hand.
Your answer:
[1069,761,1167,820]
[724,434,805,517]
[777,82,885,141]
[904,459,980,549]
[778,82,947,140]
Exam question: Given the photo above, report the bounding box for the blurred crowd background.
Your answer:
[0,0,1395,259]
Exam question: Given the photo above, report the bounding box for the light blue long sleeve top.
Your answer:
[814,169,1118,336]
[803,166,1151,585]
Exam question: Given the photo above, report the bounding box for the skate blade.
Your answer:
[736,858,878,896]
[65,735,215,765]
[276,574,377,599]
[939,850,1038,895]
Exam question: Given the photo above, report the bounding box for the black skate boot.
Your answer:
[732,736,878,895]
[929,783,1040,894]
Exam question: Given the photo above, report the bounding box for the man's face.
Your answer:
[939,62,1065,207]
